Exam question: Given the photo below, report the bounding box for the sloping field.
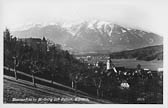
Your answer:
[4,76,113,104]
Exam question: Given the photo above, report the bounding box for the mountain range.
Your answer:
[12,20,163,54]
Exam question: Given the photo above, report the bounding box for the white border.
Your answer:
[1,0,168,108]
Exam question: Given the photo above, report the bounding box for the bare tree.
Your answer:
[13,57,20,80]
[29,61,40,87]
[91,66,106,98]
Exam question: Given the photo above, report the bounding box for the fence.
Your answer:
[3,66,88,96]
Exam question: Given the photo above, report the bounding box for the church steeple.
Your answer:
[106,58,111,70]
[106,57,117,73]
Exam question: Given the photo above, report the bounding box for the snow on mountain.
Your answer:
[12,20,163,54]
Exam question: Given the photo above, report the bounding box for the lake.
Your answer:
[111,59,163,71]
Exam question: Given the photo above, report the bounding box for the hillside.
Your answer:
[110,45,163,61]
[4,75,113,104]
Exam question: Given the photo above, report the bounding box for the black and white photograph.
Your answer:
[1,0,167,106]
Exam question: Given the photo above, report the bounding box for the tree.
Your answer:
[4,28,13,68]
[28,60,40,87]
[4,28,24,79]
[46,44,59,84]
[4,28,12,42]
[47,60,58,84]
[12,40,25,80]
[90,65,106,98]
[28,46,42,87]
[12,57,20,80]
[68,62,88,96]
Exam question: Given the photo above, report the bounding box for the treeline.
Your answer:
[110,45,163,61]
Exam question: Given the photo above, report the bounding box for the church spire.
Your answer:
[106,57,117,73]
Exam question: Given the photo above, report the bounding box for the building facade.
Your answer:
[18,37,47,53]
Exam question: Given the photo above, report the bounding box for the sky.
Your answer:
[1,0,168,36]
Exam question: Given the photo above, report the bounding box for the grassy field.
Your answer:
[4,78,71,103]
[111,59,163,71]
[4,76,113,104]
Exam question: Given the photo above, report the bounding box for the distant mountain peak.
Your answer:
[12,20,163,54]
